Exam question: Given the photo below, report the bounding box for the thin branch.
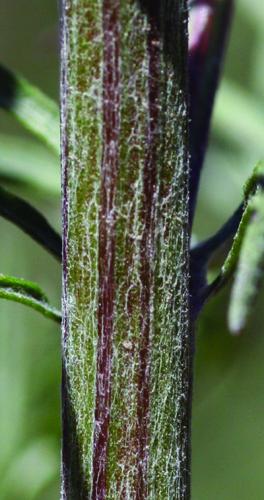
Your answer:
[0,186,61,260]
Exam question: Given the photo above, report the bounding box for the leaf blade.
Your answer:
[0,65,59,154]
[0,274,61,323]
[228,192,264,334]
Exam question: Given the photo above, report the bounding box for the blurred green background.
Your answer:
[0,0,263,498]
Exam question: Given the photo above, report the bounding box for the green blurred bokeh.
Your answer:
[193,2,264,499]
[0,1,60,498]
[0,1,263,498]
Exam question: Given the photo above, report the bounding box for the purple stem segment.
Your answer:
[92,1,120,498]
[188,0,234,225]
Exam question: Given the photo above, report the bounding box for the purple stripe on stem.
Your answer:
[92,1,120,498]
[136,19,160,499]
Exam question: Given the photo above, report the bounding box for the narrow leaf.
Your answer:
[0,274,61,323]
[0,186,61,260]
[191,161,264,325]
[228,193,264,334]
[226,161,264,333]
[190,203,243,318]
[222,161,264,281]
[0,65,59,155]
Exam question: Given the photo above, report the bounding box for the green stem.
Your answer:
[61,1,191,498]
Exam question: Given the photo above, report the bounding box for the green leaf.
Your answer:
[228,192,264,334]
[0,134,59,196]
[0,274,61,323]
[0,185,61,260]
[192,161,264,329]
[222,161,264,278]
[220,161,264,333]
[0,64,59,154]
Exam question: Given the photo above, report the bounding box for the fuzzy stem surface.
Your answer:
[61,1,191,498]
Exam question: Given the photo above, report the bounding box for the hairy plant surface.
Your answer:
[61,0,191,498]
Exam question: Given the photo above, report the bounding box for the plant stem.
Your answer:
[61,1,191,498]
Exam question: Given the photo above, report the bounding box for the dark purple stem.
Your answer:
[188,0,234,226]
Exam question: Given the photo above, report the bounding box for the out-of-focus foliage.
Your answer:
[0,134,59,195]
[193,0,264,498]
[0,0,263,498]
[0,1,61,498]
[0,64,59,154]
